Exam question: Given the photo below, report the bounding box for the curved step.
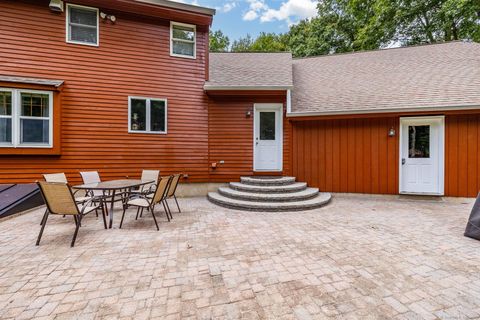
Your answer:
[240,176,296,186]
[229,182,307,193]
[207,192,332,212]
[218,187,319,202]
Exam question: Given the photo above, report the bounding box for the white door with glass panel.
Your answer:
[254,104,283,171]
[400,117,444,195]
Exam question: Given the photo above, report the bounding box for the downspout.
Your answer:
[286,89,291,114]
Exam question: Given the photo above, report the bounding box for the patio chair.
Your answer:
[41,173,97,225]
[130,170,160,195]
[80,171,104,198]
[44,173,92,203]
[120,175,172,230]
[164,173,182,214]
[36,181,107,247]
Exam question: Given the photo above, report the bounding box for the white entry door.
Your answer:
[400,116,444,195]
[254,104,283,171]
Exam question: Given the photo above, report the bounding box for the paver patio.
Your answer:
[0,195,479,319]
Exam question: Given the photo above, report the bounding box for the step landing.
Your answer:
[209,176,331,212]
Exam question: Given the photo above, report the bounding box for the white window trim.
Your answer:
[128,96,168,135]
[170,21,196,59]
[66,3,99,47]
[0,88,53,148]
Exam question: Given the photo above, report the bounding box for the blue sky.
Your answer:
[173,0,318,41]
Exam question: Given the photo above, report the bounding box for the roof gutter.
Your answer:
[286,104,480,118]
[204,85,294,91]
[135,0,216,15]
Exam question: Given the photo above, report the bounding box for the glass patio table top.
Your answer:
[73,179,153,190]
[73,179,155,228]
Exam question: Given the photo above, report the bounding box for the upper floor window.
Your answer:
[0,89,53,148]
[170,22,196,59]
[66,4,99,46]
[128,97,167,134]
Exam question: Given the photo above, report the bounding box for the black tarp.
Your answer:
[464,193,480,241]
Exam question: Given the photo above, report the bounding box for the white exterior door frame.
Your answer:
[399,116,445,195]
[253,103,283,172]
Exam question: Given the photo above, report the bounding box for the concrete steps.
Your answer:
[229,181,308,193]
[208,176,331,212]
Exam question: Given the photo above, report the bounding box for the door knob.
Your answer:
[402,158,406,165]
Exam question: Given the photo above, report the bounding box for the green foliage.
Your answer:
[287,0,480,57]
[216,0,479,57]
[231,34,254,52]
[231,33,288,52]
[209,30,230,52]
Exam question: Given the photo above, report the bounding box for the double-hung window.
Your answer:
[0,89,53,147]
[129,97,167,134]
[170,22,196,59]
[66,4,99,46]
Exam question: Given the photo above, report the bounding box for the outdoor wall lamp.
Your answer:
[246,109,252,118]
[388,127,396,137]
[100,12,117,23]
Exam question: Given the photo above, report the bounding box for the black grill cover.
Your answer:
[465,193,480,241]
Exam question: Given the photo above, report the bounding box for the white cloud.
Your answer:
[260,0,317,23]
[243,10,259,21]
[218,2,237,13]
[242,0,267,21]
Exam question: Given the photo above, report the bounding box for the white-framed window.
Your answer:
[66,3,99,46]
[128,97,167,134]
[0,88,53,148]
[170,21,196,59]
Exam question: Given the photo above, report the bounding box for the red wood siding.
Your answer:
[445,114,480,197]
[0,0,210,184]
[291,114,480,197]
[208,94,291,182]
[291,117,400,195]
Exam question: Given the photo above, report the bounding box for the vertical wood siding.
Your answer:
[208,95,290,182]
[291,117,399,194]
[0,0,210,184]
[445,114,480,197]
[292,114,480,197]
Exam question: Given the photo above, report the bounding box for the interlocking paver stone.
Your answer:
[0,196,479,319]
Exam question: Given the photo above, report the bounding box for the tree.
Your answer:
[394,0,480,45]
[286,0,480,57]
[231,33,289,52]
[250,32,289,52]
[209,30,230,52]
[231,34,254,52]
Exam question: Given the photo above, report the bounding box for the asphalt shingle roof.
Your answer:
[205,52,293,90]
[290,41,480,115]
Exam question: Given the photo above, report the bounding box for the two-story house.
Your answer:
[1,0,480,212]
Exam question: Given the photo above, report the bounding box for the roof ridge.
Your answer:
[292,40,476,61]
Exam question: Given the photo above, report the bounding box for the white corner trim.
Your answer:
[286,89,292,114]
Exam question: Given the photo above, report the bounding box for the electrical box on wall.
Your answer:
[49,0,64,12]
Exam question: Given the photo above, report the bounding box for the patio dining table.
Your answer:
[73,179,154,229]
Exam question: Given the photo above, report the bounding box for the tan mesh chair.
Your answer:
[80,171,104,197]
[120,176,172,230]
[164,173,182,214]
[43,173,92,203]
[130,170,160,195]
[36,181,107,247]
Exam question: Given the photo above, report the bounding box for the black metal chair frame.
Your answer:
[37,182,107,247]
[165,174,182,214]
[120,176,173,230]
